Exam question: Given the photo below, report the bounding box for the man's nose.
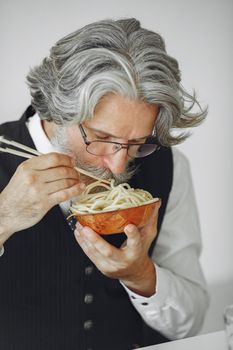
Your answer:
[103,148,129,174]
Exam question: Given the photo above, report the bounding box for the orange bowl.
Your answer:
[74,199,160,234]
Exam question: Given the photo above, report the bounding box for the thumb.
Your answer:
[124,224,141,249]
[141,199,161,239]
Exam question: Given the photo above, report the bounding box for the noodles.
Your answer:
[69,179,157,215]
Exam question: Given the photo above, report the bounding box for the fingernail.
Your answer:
[76,221,83,230]
[79,183,86,190]
[125,224,134,233]
[74,229,80,237]
[82,227,91,236]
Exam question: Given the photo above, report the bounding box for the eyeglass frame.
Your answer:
[78,124,161,158]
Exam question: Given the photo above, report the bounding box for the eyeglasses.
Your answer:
[79,124,161,158]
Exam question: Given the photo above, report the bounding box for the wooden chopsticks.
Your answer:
[0,135,111,184]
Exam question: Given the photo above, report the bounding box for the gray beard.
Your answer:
[50,126,138,185]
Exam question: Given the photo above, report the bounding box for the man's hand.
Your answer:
[74,200,161,297]
[0,153,85,243]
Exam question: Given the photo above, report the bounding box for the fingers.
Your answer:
[19,152,75,171]
[46,178,85,195]
[124,199,162,249]
[74,226,111,269]
[140,200,161,244]
[41,166,80,183]
[74,230,98,259]
[124,224,142,250]
[17,152,85,200]
[74,223,119,260]
[143,200,161,231]
[74,227,101,260]
[49,182,85,204]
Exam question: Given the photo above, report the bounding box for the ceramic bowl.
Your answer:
[73,198,160,234]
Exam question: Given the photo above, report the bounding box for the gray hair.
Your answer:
[27,18,207,146]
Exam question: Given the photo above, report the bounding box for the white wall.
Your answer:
[1,0,232,334]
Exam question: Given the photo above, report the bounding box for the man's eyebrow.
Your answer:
[86,126,152,141]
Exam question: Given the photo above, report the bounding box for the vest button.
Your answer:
[84,294,94,304]
[84,320,93,330]
[85,265,94,275]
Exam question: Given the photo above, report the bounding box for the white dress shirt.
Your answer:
[27,114,209,340]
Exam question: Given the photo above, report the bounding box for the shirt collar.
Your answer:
[26,113,55,154]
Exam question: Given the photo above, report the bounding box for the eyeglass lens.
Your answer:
[86,141,158,158]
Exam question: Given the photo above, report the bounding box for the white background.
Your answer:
[0,0,232,334]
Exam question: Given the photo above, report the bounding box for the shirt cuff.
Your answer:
[120,263,171,307]
[0,245,4,257]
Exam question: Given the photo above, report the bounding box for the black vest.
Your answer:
[0,106,173,350]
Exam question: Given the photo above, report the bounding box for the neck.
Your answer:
[41,120,56,141]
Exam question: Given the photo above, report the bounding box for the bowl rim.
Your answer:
[71,197,160,216]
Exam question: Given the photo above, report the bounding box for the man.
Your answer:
[0,18,208,350]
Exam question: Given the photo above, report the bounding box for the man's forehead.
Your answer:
[82,124,152,141]
[80,94,158,139]
[94,93,158,114]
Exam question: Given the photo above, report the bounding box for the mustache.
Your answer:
[74,157,138,185]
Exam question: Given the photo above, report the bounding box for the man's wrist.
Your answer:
[0,223,15,257]
[120,258,156,297]
[0,223,13,246]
